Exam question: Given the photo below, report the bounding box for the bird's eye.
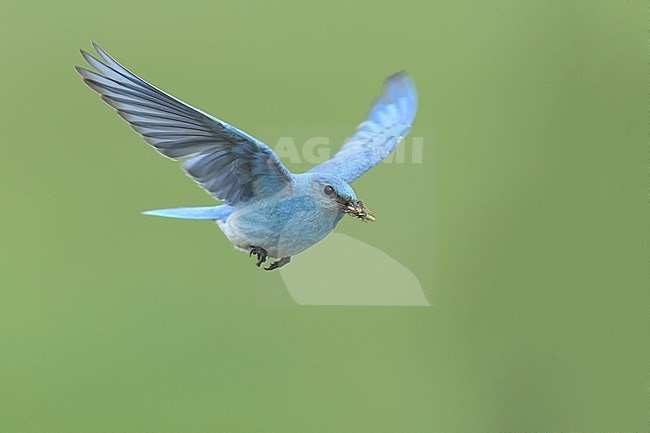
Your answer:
[324,185,334,196]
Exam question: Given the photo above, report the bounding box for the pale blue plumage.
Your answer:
[142,206,232,220]
[308,72,417,183]
[76,43,417,270]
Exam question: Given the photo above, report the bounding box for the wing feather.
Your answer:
[76,43,292,205]
[308,72,417,183]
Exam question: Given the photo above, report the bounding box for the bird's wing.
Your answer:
[76,42,292,205]
[308,72,417,183]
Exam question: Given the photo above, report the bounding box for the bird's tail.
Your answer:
[142,205,233,221]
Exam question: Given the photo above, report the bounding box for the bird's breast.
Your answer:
[219,197,343,258]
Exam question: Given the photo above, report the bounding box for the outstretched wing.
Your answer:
[76,42,292,205]
[308,72,417,183]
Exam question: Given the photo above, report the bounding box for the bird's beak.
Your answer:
[339,197,376,222]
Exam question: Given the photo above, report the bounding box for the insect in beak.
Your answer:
[339,197,376,222]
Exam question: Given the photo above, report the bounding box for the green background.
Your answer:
[1,1,646,432]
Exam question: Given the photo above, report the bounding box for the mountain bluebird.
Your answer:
[76,43,417,270]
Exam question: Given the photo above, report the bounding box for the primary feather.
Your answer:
[308,72,417,183]
[75,42,292,205]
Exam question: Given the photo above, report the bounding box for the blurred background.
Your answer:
[0,1,646,432]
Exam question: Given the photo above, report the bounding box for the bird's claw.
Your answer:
[264,256,291,271]
[249,246,268,267]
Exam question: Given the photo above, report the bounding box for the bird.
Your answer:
[75,42,417,270]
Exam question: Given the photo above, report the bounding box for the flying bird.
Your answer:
[76,43,417,270]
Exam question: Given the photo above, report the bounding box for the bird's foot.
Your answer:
[249,246,268,267]
[264,256,291,271]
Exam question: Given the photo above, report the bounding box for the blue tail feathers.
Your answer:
[142,205,233,221]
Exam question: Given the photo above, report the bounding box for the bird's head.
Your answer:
[307,173,375,222]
